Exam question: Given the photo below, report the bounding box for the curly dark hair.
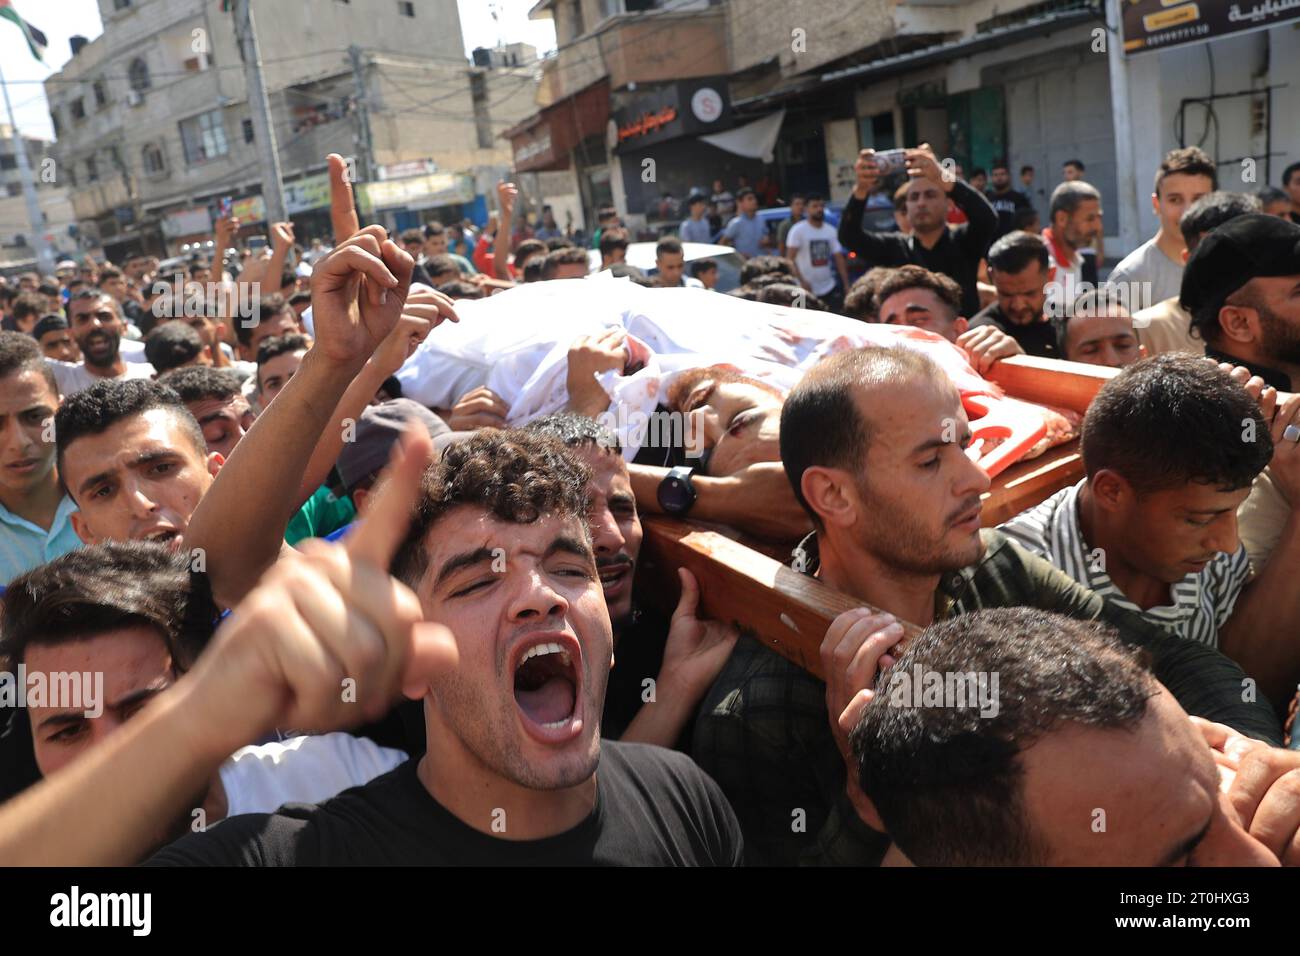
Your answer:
[739,255,795,285]
[874,264,963,319]
[842,267,897,322]
[390,429,593,588]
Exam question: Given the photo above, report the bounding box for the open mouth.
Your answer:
[512,634,583,743]
[597,562,632,597]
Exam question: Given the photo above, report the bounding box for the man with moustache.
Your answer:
[837,145,997,317]
[526,414,737,747]
[49,290,155,397]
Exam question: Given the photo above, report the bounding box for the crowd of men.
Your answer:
[1,145,1299,867]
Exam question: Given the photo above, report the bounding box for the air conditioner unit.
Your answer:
[127,90,143,107]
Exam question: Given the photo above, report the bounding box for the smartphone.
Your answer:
[873,148,908,174]
[219,196,233,218]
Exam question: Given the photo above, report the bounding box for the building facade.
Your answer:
[0,125,77,271]
[509,0,1300,257]
[44,0,541,259]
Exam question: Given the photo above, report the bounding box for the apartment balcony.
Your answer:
[535,1,728,102]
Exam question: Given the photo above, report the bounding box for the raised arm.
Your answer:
[186,154,414,608]
[493,182,517,282]
[949,179,998,258]
[294,289,457,504]
[0,435,454,866]
[1218,393,1300,704]
[837,149,905,263]
[264,221,296,297]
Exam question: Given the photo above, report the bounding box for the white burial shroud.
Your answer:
[395,278,1004,461]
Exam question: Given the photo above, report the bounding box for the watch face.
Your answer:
[660,478,689,513]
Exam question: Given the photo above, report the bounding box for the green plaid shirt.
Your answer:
[691,529,1283,867]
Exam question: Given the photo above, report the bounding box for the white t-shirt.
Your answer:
[120,338,150,364]
[1105,237,1184,312]
[48,358,156,398]
[784,220,843,297]
[217,732,408,818]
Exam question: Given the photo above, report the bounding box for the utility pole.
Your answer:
[1105,0,1140,260]
[232,0,287,224]
[347,45,375,183]
[0,61,54,274]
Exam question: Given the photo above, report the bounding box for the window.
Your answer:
[6,183,21,198]
[242,118,254,144]
[67,165,77,187]
[70,98,86,121]
[50,108,60,136]
[0,155,15,171]
[398,1,415,15]
[113,0,132,10]
[142,144,165,176]
[179,109,229,165]
[86,156,99,182]
[93,81,107,108]
[129,58,150,92]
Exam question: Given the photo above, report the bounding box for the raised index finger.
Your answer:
[329,153,361,245]
[345,427,433,570]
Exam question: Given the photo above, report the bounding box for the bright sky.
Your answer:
[0,0,555,142]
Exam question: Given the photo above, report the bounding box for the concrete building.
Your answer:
[0,125,78,271]
[729,0,1300,259]
[509,0,739,236]
[507,0,1300,256]
[44,0,540,259]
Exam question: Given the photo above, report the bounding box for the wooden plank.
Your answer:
[637,516,924,681]
[634,359,1118,679]
[980,439,1083,527]
[987,354,1116,414]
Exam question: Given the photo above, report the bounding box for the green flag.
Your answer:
[0,0,48,62]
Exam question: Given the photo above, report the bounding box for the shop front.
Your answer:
[505,80,611,236]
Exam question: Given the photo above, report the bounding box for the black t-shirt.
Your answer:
[146,741,744,866]
[602,605,671,742]
[969,302,1062,359]
[985,188,1032,238]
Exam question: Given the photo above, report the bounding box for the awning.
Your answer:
[699,109,786,164]
[504,80,611,173]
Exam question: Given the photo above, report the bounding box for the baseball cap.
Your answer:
[1181,213,1300,321]
[336,398,450,494]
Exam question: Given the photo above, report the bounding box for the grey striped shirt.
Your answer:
[999,480,1251,648]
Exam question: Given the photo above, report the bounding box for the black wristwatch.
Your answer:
[657,466,697,516]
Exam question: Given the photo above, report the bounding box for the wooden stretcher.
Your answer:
[637,355,1117,680]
